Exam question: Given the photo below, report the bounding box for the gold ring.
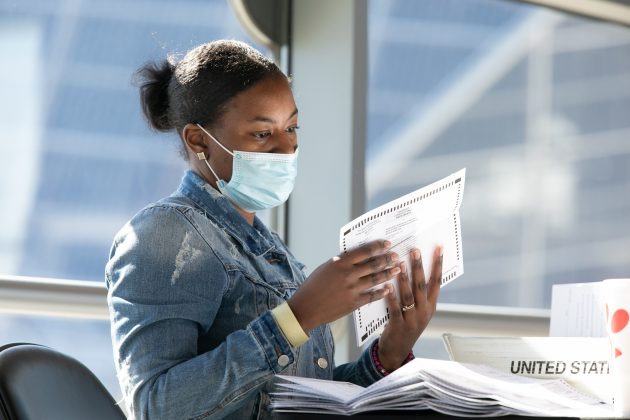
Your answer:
[401,303,415,312]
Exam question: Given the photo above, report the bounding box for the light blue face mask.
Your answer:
[196,124,298,212]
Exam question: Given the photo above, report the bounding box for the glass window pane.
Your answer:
[367,0,630,308]
[0,0,268,282]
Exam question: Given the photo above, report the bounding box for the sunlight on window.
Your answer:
[367,0,630,308]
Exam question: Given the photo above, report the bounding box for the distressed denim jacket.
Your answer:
[105,170,384,420]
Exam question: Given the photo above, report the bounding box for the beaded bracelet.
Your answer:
[370,340,414,376]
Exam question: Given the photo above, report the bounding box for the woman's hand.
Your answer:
[377,246,443,372]
[288,240,401,333]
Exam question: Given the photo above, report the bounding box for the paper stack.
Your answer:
[271,358,613,417]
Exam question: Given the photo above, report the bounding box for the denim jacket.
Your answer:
[105,170,384,420]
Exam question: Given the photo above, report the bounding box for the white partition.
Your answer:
[289,0,368,363]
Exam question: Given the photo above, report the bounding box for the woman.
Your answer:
[106,40,443,420]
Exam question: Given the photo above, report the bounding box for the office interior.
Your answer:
[0,0,629,408]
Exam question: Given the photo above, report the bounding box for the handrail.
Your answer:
[0,275,550,336]
[426,302,550,338]
[0,275,109,320]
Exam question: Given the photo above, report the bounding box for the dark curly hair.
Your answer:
[135,40,285,158]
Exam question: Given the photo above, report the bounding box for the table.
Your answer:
[273,410,579,419]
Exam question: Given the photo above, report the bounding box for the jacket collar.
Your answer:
[176,170,275,257]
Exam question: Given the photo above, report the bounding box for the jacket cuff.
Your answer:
[248,311,296,373]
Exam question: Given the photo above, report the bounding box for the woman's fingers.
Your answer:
[353,252,400,278]
[342,240,391,265]
[359,283,391,306]
[397,262,415,315]
[358,265,400,289]
[335,242,442,317]
[410,248,428,303]
[427,246,443,303]
[383,283,402,322]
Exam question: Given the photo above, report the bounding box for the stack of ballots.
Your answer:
[271,358,613,417]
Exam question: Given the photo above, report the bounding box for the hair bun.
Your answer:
[135,59,175,132]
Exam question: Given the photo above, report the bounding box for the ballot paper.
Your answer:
[339,169,466,346]
[550,282,606,337]
[271,358,614,417]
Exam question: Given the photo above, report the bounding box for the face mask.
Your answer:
[196,123,298,212]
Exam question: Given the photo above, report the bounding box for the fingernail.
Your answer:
[383,287,390,295]
[412,249,420,260]
[384,240,392,249]
[391,252,400,262]
[438,245,444,257]
[392,267,401,275]
[400,262,407,273]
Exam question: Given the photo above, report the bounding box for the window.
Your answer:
[0,0,266,282]
[367,0,630,308]
[1,0,266,397]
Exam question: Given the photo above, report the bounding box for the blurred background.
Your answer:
[1,0,629,398]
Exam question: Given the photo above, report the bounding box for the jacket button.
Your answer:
[278,354,290,367]
[317,358,328,369]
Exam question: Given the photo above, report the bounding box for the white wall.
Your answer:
[289,0,368,363]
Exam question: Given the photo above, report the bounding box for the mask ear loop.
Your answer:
[193,124,234,183]
[196,123,234,156]
[195,150,221,183]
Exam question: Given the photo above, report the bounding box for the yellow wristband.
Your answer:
[271,301,309,347]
